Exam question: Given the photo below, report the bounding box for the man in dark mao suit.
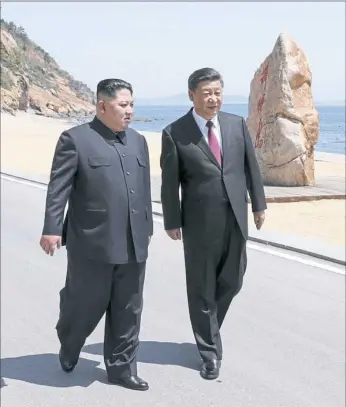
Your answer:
[39,78,153,391]
[160,68,267,380]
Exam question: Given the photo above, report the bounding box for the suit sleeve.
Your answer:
[143,136,154,236]
[42,131,78,236]
[242,118,267,213]
[160,128,181,230]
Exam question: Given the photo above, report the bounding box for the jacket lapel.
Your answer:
[218,111,231,173]
[185,109,222,170]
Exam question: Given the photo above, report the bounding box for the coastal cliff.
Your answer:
[0,19,95,118]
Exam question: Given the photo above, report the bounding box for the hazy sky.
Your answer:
[2,2,345,101]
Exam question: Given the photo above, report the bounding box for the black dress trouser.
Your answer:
[183,202,247,362]
[56,250,146,380]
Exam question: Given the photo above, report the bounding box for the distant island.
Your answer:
[135,93,345,106]
[135,93,249,106]
[135,93,344,107]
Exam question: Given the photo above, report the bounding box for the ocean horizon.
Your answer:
[128,104,345,155]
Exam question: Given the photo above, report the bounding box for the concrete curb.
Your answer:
[247,236,345,266]
[2,171,345,267]
[152,208,345,267]
[155,195,346,206]
[264,195,345,203]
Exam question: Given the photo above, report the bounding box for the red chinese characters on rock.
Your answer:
[259,62,269,85]
[255,118,263,148]
[256,94,265,114]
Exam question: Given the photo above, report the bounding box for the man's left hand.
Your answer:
[253,211,265,230]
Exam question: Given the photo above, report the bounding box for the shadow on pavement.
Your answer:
[0,341,199,388]
[0,354,104,388]
[82,340,200,371]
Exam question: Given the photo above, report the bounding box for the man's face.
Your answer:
[189,80,223,120]
[98,88,134,131]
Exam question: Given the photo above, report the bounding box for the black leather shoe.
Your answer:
[58,348,76,373]
[109,375,149,391]
[200,359,221,380]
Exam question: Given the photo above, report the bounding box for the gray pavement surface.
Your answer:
[2,168,345,264]
[1,178,345,407]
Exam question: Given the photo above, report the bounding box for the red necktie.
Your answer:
[206,121,222,165]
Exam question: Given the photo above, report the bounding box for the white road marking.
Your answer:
[1,174,47,190]
[247,242,345,275]
[154,215,345,276]
[2,174,345,276]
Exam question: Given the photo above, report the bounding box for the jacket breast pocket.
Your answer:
[229,137,243,146]
[88,156,111,168]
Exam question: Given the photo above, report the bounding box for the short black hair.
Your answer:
[188,68,224,91]
[96,78,133,100]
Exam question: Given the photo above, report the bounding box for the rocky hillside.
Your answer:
[0,19,95,117]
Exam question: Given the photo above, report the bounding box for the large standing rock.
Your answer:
[246,33,319,186]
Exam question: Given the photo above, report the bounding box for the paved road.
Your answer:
[1,178,345,407]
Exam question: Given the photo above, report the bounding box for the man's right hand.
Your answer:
[166,229,181,240]
[40,235,62,256]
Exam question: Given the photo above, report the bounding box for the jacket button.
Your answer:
[130,189,135,194]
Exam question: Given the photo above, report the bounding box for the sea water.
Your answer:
[130,104,345,155]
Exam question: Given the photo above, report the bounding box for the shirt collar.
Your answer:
[91,116,127,145]
[192,108,218,130]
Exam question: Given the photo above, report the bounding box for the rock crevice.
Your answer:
[265,151,307,169]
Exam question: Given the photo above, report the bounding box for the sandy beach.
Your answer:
[1,112,345,247]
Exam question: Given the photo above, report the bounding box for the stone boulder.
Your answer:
[246,33,319,186]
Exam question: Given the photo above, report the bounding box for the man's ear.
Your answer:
[98,99,106,114]
[188,90,194,102]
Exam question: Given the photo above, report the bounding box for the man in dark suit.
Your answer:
[39,78,153,391]
[160,68,267,380]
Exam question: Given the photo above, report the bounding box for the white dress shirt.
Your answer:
[192,108,223,153]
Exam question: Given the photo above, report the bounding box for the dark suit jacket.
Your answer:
[42,117,153,264]
[160,109,266,240]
